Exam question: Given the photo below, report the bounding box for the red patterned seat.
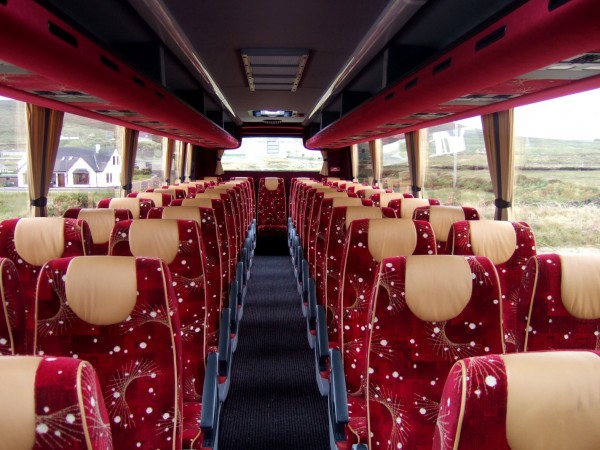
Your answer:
[64,208,133,255]
[375,192,414,208]
[97,197,154,219]
[434,350,600,449]
[447,220,536,352]
[0,355,112,449]
[108,219,224,400]
[169,184,197,198]
[513,253,600,353]
[129,191,174,207]
[0,258,25,355]
[316,218,436,396]
[257,177,287,239]
[387,197,440,218]
[413,205,479,254]
[34,256,205,449]
[158,187,186,200]
[331,255,503,449]
[0,217,92,353]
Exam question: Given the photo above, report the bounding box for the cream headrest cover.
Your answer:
[331,197,363,208]
[344,206,383,230]
[182,198,214,208]
[362,188,385,198]
[196,192,223,201]
[398,198,430,219]
[0,356,40,449]
[109,198,141,219]
[161,206,202,224]
[428,206,466,244]
[559,254,600,319]
[404,255,472,321]
[66,256,137,325]
[154,188,178,197]
[14,218,65,266]
[379,193,408,207]
[469,220,516,265]
[264,178,280,191]
[138,192,168,207]
[203,177,218,182]
[128,219,180,264]
[503,351,600,450]
[323,191,348,199]
[367,218,418,262]
[168,184,188,194]
[77,209,116,245]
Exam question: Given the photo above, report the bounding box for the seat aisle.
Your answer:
[219,254,329,450]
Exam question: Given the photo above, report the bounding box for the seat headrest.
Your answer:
[366,218,418,262]
[168,184,188,193]
[154,188,178,197]
[397,198,430,218]
[344,206,383,230]
[138,192,169,207]
[503,351,600,450]
[182,198,214,208]
[14,218,65,266]
[322,191,348,199]
[0,355,39,449]
[468,220,516,265]
[65,256,138,325]
[264,178,281,191]
[128,220,181,264]
[77,208,116,245]
[109,197,141,219]
[404,255,472,321]
[428,205,466,243]
[331,197,363,208]
[379,192,408,207]
[161,206,203,224]
[362,188,385,198]
[559,254,600,319]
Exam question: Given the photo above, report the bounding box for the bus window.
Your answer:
[381,134,410,193]
[221,137,322,172]
[422,119,494,219]
[0,97,29,220]
[514,88,600,253]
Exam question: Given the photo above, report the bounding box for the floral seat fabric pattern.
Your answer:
[257,177,287,238]
[34,256,185,449]
[413,206,479,254]
[0,258,25,355]
[63,208,133,255]
[447,220,536,352]
[97,197,155,219]
[0,355,113,450]
[364,255,503,450]
[515,253,600,353]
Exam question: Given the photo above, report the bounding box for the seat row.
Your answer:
[0,178,256,449]
[289,178,600,449]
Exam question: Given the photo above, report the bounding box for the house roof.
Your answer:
[54,147,115,173]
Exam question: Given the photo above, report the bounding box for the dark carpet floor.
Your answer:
[218,254,330,450]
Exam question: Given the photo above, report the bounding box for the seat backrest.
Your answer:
[64,208,133,255]
[0,258,25,355]
[136,191,173,207]
[109,220,212,402]
[388,197,439,218]
[147,206,224,310]
[0,355,113,449]
[257,177,287,231]
[34,256,182,449]
[515,253,600,353]
[413,205,479,254]
[97,197,154,219]
[434,350,600,450]
[0,217,92,343]
[367,254,503,449]
[448,220,536,352]
[378,192,414,207]
[334,219,437,385]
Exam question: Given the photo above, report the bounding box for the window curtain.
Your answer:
[185,144,194,182]
[482,109,515,221]
[120,127,139,197]
[369,139,382,187]
[162,138,175,184]
[214,149,225,176]
[177,141,187,182]
[406,130,426,198]
[319,150,328,176]
[351,144,359,182]
[26,104,64,217]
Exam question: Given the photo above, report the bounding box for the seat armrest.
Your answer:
[218,308,232,377]
[229,281,239,333]
[308,277,317,331]
[236,261,244,306]
[315,305,330,372]
[329,348,349,442]
[302,259,310,304]
[200,352,219,447]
